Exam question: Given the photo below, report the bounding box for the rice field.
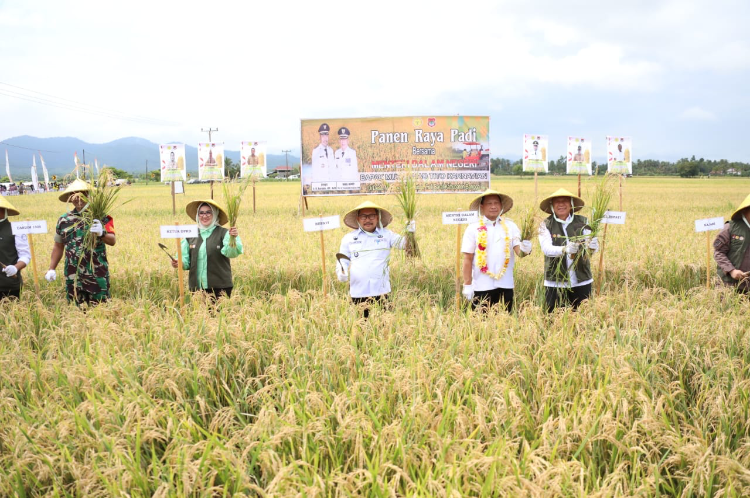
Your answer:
[2,176,750,496]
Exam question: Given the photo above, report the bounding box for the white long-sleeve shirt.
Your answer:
[462,216,521,291]
[0,220,31,266]
[538,216,593,288]
[338,227,404,298]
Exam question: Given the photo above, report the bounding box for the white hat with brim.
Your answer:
[343,200,393,229]
[186,199,229,226]
[0,195,20,216]
[539,188,585,214]
[469,189,513,215]
[58,179,92,203]
[731,193,750,221]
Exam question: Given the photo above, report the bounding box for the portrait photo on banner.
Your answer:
[241,141,267,178]
[606,136,633,174]
[300,116,490,197]
[198,142,225,181]
[159,144,187,182]
[523,134,549,173]
[566,137,592,175]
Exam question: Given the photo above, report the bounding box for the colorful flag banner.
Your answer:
[5,150,12,183]
[31,155,39,191]
[39,153,50,191]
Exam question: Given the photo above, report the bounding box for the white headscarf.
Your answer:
[195,203,219,229]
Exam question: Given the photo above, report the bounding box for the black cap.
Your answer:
[532,140,539,145]
[318,123,330,134]
[338,127,350,138]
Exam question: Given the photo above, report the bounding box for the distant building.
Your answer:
[272,166,293,179]
[727,168,742,176]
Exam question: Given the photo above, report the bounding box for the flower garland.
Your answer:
[476,217,511,279]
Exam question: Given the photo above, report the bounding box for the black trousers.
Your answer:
[473,288,513,313]
[351,294,387,318]
[545,284,591,313]
[206,287,232,299]
[0,287,20,300]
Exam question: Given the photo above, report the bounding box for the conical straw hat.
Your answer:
[343,200,393,229]
[186,199,229,226]
[539,188,585,214]
[0,195,20,216]
[731,193,750,221]
[58,179,92,202]
[468,189,513,214]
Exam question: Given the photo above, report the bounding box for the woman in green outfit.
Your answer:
[171,199,243,298]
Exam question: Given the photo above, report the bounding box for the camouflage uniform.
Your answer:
[54,210,114,304]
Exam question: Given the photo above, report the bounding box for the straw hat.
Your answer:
[343,200,393,229]
[731,193,750,221]
[469,189,513,214]
[186,199,229,226]
[58,179,92,202]
[0,195,20,216]
[539,188,585,214]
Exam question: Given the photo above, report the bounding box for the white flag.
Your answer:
[5,150,12,184]
[94,157,99,176]
[31,155,39,191]
[39,153,50,191]
[74,152,80,179]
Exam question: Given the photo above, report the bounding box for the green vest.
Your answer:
[717,220,750,284]
[0,221,22,290]
[187,226,233,290]
[543,214,592,282]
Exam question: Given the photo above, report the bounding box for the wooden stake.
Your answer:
[26,230,40,295]
[456,224,461,310]
[171,181,176,217]
[596,224,608,294]
[706,231,711,289]
[534,171,538,201]
[619,174,623,211]
[175,221,185,306]
[577,173,581,197]
[252,176,257,214]
[210,180,214,200]
[320,215,327,298]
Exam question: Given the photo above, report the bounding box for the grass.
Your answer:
[1,176,750,495]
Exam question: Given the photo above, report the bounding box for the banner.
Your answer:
[11,220,48,235]
[159,144,187,182]
[300,116,490,196]
[198,142,224,181]
[241,141,267,178]
[303,215,341,232]
[39,153,50,191]
[607,136,632,174]
[566,136,592,175]
[695,216,723,232]
[442,211,479,225]
[31,155,39,191]
[5,150,11,183]
[523,134,548,172]
[94,157,100,176]
[74,152,80,179]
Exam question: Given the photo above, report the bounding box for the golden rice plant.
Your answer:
[392,170,420,258]
[222,176,249,248]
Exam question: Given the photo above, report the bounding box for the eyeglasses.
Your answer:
[358,214,378,221]
[198,211,213,216]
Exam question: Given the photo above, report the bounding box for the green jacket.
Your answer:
[543,214,592,283]
[181,226,243,290]
[715,220,750,285]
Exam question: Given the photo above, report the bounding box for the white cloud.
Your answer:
[680,107,717,121]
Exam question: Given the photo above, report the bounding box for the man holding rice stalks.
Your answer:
[337,200,412,318]
[0,196,30,300]
[46,179,116,304]
[461,189,532,313]
[714,193,750,293]
[538,188,599,312]
[172,199,242,299]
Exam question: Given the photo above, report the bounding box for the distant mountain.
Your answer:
[0,136,300,178]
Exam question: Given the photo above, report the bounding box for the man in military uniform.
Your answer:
[334,126,359,183]
[714,193,750,293]
[45,179,117,304]
[311,123,334,183]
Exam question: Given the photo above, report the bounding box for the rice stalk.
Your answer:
[392,171,420,258]
[222,176,249,248]
[518,205,539,242]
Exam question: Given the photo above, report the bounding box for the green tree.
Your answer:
[676,158,700,177]
[225,157,240,179]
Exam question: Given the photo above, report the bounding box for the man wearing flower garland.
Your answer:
[337,200,413,318]
[461,189,532,312]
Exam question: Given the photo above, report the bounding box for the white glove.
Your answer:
[462,284,474,301]
[336,262,349,282]
[565,241,579,255]
[90,219,104,237]
[2,265,17,277]
[520,240,532,254]
[587,237,599,251]
[45,269,57,282]
[406,220,416,233]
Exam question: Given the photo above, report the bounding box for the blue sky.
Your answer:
[0,0,748,161]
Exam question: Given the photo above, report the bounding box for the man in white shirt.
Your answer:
[334,126,359,183]
[528,140,541,160]
[311,123,334,183]
[461,189,532,312]
[0,196,31,300]
[337,200,413,317]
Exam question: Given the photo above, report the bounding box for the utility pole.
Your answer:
[201,127,218,142]
[282,149,291,178]
[145,159,148,184]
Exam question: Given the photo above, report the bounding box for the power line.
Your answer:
[1,141,62,153]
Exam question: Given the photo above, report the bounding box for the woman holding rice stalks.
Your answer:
[171,199,242,299]
[46,179,117,305]
[461,189,533,313]
[538,188,599,312]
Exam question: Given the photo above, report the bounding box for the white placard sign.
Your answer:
[173,181,184,194]
[694,217,724,233]
[160,225,199,238]
[601,211,626,225]
[11,220,48,235]
[442,211,479,225]
[303,215,341,232]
